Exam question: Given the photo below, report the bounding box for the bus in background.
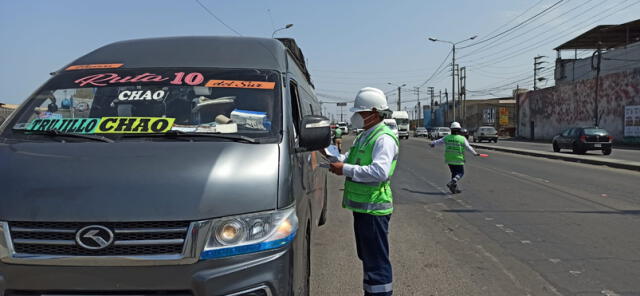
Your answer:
[392,111,409,139]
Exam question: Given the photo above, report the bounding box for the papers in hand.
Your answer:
[324,145,341,163]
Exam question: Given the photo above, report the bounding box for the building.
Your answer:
[518,19,640,142]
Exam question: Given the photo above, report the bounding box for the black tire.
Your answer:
[473,137,477,143]
[493,138,498,143]
[553,142,560,152]
[603,148,612,155]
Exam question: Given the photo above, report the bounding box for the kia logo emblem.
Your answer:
[76,225,114,250]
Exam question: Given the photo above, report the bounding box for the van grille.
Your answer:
[8,221,190,256]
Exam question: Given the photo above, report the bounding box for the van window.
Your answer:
[289,80,302,135]
[3,68,281,142]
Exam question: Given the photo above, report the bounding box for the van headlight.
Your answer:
[200,207,298,259]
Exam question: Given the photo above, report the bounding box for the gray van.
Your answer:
[0,36,330,296]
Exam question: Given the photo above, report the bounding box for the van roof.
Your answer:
[62,36,289,72]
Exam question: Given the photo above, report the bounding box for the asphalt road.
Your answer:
[311,136,640,296]
[474,139,640,163]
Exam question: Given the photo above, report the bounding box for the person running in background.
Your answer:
[430,121,479,194]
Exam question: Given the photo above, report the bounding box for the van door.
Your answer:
[288,80,313,199]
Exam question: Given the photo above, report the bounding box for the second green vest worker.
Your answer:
[327,87,398,296]
[430,121,479,194]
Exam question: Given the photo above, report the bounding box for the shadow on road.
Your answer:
[401,187,448,196]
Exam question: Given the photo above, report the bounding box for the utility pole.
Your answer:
[438,89,442,126]
[444,88,449,125]
[592,43,602,127]
[427,87,435,127]
[534,55,547,90]
[460,66,466,125]
[415,87,421,124]
[397,87,402,111]
[452,45,456,121]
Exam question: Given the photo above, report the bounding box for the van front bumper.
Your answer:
[0,247,291,296]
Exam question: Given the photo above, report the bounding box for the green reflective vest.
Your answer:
[334,128,343,138]
[343,123,399,216]
[444,134,466,165]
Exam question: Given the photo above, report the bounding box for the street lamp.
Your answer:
[388,82,406,111]
[428,35,477,122]
[272,24,294,38]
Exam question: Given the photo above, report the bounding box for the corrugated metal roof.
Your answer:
[61,36,288,72]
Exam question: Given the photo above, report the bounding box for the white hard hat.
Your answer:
[450,122,461,129]
[350,87,390,112]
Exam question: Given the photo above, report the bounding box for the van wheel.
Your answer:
[603,148,612,155]
[493,138,498,143]
[553,142,560,152]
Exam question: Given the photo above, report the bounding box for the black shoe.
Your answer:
[447,181,457,194]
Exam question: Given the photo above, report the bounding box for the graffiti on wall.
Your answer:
[518,67,640,140]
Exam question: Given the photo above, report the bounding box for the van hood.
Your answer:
[0,141,279,222]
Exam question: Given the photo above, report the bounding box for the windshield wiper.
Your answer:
[121,130,259,143]
[15,129,115,143]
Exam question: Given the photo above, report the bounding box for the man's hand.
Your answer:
[329,162,344,175]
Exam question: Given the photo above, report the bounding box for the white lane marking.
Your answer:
[601,289,620,296]
[484,217,494,221]
[496,224,505,228]
[569,270,582,275]
[521,240,531,244]
[504,228,515,233]
[549,258,561,264]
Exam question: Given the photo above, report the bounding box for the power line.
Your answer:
[418,49,453,88]
[458,0,598,61]
[461,0,636,69]
[459,0,566,49]
[194,0,243,36]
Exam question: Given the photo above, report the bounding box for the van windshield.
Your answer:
[4,68,281,142]
[395,118,409,125]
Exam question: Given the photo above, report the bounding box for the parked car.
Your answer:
[473,126,498,143]
[432,127,451,139]
[552,127,613,155]
[0,36,330,295]
[414,127,428,137]
[383,118,399,137]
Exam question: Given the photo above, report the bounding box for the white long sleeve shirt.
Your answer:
[336,123,399,183]
[431,136,478,155]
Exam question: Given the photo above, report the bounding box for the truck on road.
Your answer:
[392,111,409,139]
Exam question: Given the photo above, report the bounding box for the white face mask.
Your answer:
[350,113,365,129]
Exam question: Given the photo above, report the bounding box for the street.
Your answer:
[311,136,640,296]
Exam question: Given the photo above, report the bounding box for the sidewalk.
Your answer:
[470,139,640,172]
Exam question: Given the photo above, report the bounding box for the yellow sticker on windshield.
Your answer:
[95,117,175,133]
[66,63,124,71]
[205,80,276,89]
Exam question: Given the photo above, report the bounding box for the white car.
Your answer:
[383,119,399,137]
[433,127,451,139]
[337,122,349,134]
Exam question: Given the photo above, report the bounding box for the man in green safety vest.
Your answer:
[333,125,343,153]
[430,121,480,194]
[327,87,398,296]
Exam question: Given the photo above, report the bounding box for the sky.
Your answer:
[1,0,639,120]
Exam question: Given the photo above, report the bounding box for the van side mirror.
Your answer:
[298,115,331,152]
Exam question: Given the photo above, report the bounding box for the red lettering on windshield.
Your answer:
[74,73,170,87]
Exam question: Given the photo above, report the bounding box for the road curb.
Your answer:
[471,143,640,172]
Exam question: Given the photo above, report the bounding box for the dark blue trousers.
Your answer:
[448,164,465,182]
[353,212,393,296]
